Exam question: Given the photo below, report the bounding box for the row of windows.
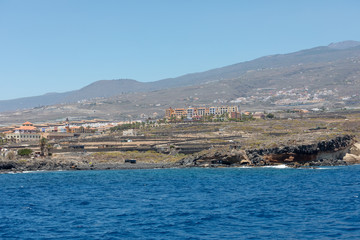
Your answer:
[20,135,40,138]
[7,135,40,139]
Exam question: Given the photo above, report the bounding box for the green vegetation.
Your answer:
[39,137,53,157]
[110,122,142,132]
[18,148,33,157]
[0,133,6,145]
[208,139,228,143]
[266,113,275,119]
[40,137,47,155]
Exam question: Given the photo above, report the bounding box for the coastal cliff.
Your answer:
[178,135,358,168]
[1,135,359,172]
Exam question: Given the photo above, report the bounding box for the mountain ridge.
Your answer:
[1,40,360,113]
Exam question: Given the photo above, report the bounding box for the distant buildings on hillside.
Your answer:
[165,106,245,120]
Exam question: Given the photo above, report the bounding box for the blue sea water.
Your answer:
[1,166,360,240]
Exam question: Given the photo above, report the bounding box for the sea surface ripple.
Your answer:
[1,166,360,239]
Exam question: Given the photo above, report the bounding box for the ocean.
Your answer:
[1,166,360,239]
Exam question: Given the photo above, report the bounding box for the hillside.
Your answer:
[1,41,360,124]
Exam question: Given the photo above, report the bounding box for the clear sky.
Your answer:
[1,0,360,100]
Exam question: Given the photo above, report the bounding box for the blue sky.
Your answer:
[1,0,360,100]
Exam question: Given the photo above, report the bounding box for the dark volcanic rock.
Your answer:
[246,135,354,167]
[177,147,250,167]
[0,162,17,170]
[0,158,181,173]
[178,135,355,168]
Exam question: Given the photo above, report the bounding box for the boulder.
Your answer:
[343,153,360,164]
[350,143,360,156]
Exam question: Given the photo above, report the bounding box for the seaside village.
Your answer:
[0,118,117,144]
[0,105,269,144]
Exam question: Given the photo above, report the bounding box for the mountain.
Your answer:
[328,40,360,49]
[0,79,151,112]
[1,40,360,116]
[63,79,153,102]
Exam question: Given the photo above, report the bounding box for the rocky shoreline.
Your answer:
[0,158,180,173]
[178,135,360,168]
[1,135,360,173]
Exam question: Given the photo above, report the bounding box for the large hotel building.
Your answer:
[165,106,240,120]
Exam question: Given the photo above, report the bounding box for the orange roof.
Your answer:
[85,120,97,123]
[23,121,33,125]
[34,124,49,127]
[15,126,37,131]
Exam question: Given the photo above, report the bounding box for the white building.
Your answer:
[122,129,137,137]
[5,121,41,143]
[6,132,41,143]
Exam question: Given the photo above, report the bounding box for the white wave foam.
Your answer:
[314,167,339,170]
[262,164,289,169]
[4,170,48,174]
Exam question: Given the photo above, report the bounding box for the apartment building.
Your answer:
[197,107,208,116]
[209,107,217,115]
[165,106,240,120]
[187,108,196,119]
[165,108,175,118]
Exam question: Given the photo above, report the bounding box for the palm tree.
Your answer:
[40,137,48,156]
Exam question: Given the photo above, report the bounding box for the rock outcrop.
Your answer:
[0,158,82,172]
[178,135,356,167]
[179,147,250,167]
[343,154,360,165]
[343,143,360,165]
[0,157,179,173]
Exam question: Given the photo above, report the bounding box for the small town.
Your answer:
[2,1,360,239]
[1,103,360,171]
[0,105,263,155]
[0,104,309,147]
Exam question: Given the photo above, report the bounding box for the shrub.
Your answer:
[18,148,33,157]
[266,113,275,119]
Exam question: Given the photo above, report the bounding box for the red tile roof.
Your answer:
[15,126,37,131]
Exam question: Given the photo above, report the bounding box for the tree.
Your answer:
[0,133,6,145]
[18,148,33,157]
[266,113,275,119]
[203,114,215,122]
[241,113,254,121]
[47,143,53,156]
[40,137,48,156]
